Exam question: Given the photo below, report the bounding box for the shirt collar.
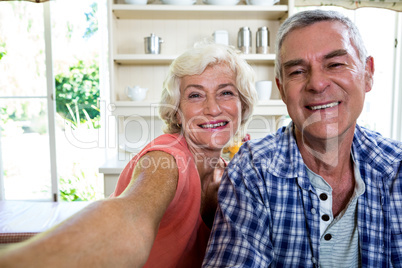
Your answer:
[266,123,310,188]
[351,125,402,178]
[265,123,402,187]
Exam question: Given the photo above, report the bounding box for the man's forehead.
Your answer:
[282,20,348,44]
[280,21,353,61]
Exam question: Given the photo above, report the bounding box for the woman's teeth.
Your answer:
[309,101,340,110]
[200,122,228,129]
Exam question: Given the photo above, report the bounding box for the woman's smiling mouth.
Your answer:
[199,121,229,129]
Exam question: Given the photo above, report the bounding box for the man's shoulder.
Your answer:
[244,126,289,157]
[229,125,294,172]
[355,126,402,160]
[354,126,402,174]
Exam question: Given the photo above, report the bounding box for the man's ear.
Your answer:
[276,77,286,103]
[364,56,375,93]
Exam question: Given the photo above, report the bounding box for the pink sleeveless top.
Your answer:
[111,133,210,267]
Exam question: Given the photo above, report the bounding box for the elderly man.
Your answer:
[203,9,402,268]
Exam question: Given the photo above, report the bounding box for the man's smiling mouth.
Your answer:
[308,101,340,111]
[199,121,228,129]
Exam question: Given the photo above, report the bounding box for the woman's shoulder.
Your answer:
[139,133,197,179]
[110,133,188,198]
[149,133,187,150]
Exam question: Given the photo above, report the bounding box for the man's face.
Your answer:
[276,21,374,143]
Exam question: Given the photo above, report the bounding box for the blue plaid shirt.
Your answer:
[203,124,402,268]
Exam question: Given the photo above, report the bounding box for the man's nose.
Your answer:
[306,67,330,93]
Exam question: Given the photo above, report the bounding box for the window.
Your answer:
[0,0,108,201]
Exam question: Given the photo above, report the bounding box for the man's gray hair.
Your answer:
[275,9,368,82]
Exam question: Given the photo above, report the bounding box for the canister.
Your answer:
[256,26,269,54]
[144,33,163,54]
[237,27,252,54]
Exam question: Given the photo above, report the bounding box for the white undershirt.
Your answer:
[306,157,366,267]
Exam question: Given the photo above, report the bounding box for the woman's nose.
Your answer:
[204,97,222,116]
[306,67,330,93]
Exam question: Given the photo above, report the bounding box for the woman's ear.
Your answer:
[175,111,182,125]
[364,56,375,93]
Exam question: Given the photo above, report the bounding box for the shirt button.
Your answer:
[324,233,332,241]
[319,193,328,201]
[321,214,330,221]
[311,257,317,264]
[311,208,316,215]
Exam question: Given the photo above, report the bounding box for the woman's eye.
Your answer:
[222,91,234,96]
[189,93,201,98]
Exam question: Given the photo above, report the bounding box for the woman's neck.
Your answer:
[190,147,223,179]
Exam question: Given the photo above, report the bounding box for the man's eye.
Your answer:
[328,63,344,68]
[289,70,303,76]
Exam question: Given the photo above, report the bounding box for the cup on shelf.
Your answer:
[245,0,279,5]
[255,80,272,101]
[124,0,148,4]
[126,85,148,101]
[213,30,229,46]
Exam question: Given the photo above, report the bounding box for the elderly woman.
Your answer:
[0,42,257,268]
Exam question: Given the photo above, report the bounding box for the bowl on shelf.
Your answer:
[245,0,279,5]
[125,86,148,101]
[202,0,240,5]
[161,0,196,5]
[124,0,153,4]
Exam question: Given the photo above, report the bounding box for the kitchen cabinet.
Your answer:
[108,0,293,117]
[102,0,294,197]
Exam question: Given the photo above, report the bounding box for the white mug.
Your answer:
[255,80,272,101]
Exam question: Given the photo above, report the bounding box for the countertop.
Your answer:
[98,151,136,175]
[0,200,92,244]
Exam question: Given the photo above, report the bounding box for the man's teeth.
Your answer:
[309,102,339,110]
[200,122,228,129]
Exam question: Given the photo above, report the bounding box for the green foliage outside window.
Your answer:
[0,108,8,132]
[83,2,98,39]
[0,51,5,61]
[59,163,103,201]
[55,60,100,128]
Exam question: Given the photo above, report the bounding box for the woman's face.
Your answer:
[177,63,242,153]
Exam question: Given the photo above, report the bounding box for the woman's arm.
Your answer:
[0,151,178,268]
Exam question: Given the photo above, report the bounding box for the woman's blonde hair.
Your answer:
[159,41,258,139]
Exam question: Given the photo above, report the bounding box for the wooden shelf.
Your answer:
[112,101,161,116]
[108,0,291,119]
[112,4,289,20]
[243,54,276,63]
[254,99,287,116]
[112,99,287,116]
[114,53,275,65]
[114,54,177,65]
